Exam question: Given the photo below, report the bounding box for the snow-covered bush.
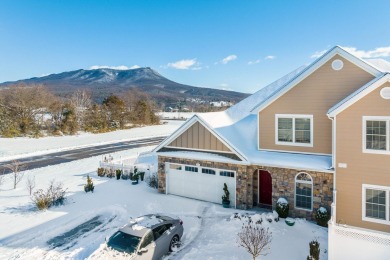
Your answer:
[307,239,320,260]
[32,180,66,210]
[276,198,289,218]
[315,207,330,227]
[106,168,114,178]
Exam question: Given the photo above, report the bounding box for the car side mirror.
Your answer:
[137,248,148,255]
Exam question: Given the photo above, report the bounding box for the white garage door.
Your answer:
[166,163,236,207]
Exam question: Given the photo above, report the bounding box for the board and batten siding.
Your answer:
[168,121,232,152]
[259,55,375,154]
[336,83,390,233]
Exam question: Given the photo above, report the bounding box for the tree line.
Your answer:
[0,84,160,137]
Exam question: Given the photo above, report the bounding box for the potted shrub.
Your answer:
[222,183,230,208]
[276,197,289,218]
[285,217,295,226]
[139,171,145,181]
[116,169,122,180]
[84,175,94,193]
[315,207,330,227]
[132,173,139,185]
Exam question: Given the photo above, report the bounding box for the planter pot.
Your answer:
[285,217,295,226]
[222,200,230,208]
[132,180,139,185]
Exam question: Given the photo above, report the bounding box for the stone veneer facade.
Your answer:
[158,155,333,220]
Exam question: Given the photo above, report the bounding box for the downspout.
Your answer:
[328,115,337,224]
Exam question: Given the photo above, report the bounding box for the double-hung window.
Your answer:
[363,184,390,225]
[363,117,390,154]
[276,114,313,147]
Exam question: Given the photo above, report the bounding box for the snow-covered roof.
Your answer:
[225,66,307,122]
[196,113,332,172]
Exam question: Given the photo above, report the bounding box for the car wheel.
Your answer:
[169,235,180,252]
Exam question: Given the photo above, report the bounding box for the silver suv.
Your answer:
[106,214,183,259]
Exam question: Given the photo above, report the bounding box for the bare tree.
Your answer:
[70,89,92,125]
[5,160,26,189]
[26,175,36,195]
[237,219,272,260]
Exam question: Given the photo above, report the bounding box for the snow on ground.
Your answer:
[0,143,328,259]
[0,121,183,161]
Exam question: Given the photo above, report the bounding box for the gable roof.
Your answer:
[249,46,384,114]
[327,73,390,117]
[153,115,249,161]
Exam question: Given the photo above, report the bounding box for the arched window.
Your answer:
[295,172,313,210]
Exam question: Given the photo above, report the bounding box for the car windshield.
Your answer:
[107,231,141,254]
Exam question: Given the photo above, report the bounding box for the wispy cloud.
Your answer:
[167,58,201,70]
[248,55,275,65]
[89,65,140,70]
[216,54,237,65]
[248,59,261,65]
[310,46,390,59]
[264,55,275,60]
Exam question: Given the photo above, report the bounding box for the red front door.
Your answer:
[259,170,272,207]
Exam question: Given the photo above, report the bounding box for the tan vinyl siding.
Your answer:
[259,55,375,154]
[168,121,232,152]
[336,83,390,232]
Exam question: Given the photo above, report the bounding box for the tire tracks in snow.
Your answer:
[168,205,232,259]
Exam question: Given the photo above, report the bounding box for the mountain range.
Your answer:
[0,67,249,107]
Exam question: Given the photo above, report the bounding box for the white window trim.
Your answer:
[362,184,390,225]
[362,116,390,155]
[275,114,314,147]
[294,172,313,211]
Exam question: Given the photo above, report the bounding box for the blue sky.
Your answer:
[1,0,390,93]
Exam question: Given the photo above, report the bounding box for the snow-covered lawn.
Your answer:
[0,146,328,259]
[0,120,182,161]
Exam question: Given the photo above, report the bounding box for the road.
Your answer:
[0,136,166,174]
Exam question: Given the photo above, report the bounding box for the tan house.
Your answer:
[153,45,390,243]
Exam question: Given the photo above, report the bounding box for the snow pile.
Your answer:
[130,215,163,230]
[277,197,288,205]
[318,207,327,213]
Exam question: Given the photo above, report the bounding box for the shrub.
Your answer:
[275,198,289,218]
[315,207,330,227]
[132,173,139,181]
[97,168,105,177]
[84,175,94,193]
[307,239,320,260]
[222,183,230,202]
[116,169,122,180]
[32,180,66,210]
[106,168,114,178]
[147,172,158,189]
